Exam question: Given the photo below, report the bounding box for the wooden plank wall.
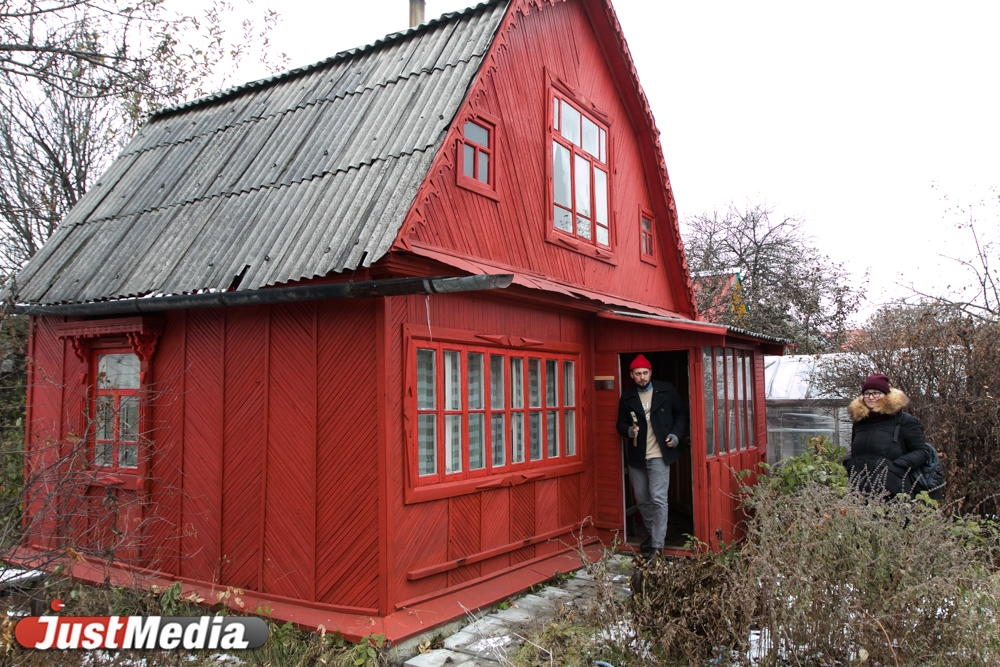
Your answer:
[28,300,380,612]
[386,292,594,609]
[405,0,681,314]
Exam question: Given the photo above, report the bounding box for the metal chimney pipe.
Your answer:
[409,0,425,27]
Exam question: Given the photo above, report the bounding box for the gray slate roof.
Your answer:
[13,0,507,305]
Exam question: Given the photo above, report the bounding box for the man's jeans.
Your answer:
[629,457,670,549]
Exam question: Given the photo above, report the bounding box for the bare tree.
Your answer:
[0,67,121,272]
[683,202,863,354]
[0,0,287,275]
[903,204,999,323]
[0,0,283,102]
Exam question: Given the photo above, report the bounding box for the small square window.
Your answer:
[457,116,498,200]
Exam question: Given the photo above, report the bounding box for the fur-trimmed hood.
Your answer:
[848,388,909,421]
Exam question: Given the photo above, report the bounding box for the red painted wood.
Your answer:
[592,351,622,529]
[448,494,482,585]
[146,310,186,575]
[220,306,267,590]
[263,302,317,600]
[181,309,224,582]
[480,488,511,574]
[399,0,688,315]
[535,479,560,556]
[315,299,380,609]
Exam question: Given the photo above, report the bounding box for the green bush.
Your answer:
[754,435,848,495]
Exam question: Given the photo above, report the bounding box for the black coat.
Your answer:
[844,389,928,496]
[616,380,689,469]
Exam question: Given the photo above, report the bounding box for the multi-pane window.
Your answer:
[93,352,140,469]
[551,94,610,247]
[414,342,579,484]
[702,347,757,458]
[461,120,492,186]
[640,214,655,259]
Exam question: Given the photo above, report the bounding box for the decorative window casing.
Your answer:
[456,112,499,200]
[55,317,163,489]
[548,83,612,259]
[406,325,583,502]
[702,347,756,457]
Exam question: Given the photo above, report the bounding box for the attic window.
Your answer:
[456,114,498,200]
[640,210,656,264]
[549,91,612,257]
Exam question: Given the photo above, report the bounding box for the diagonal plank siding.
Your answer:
[263,302,317,600]
[315,300,379,609]
[221,307,267,590]
[181,310,225,582]
[147,311,187,574]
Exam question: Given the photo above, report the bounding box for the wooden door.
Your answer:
[700,346,761,548]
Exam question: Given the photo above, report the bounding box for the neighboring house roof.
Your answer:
[691,269,748,324]
[12,1,507,306]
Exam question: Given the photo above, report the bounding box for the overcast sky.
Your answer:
[184,0,1000,318]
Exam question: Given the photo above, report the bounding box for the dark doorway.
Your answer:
[619,350,694,549]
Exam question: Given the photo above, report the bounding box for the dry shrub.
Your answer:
[629,549,752,664]
[614,482,1000,666]
[743,483,1000,666]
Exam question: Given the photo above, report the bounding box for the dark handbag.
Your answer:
[893,414,945,499]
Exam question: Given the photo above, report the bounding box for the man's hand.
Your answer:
[628,425,639,438]
[666,434,679,448]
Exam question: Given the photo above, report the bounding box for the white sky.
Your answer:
[177,0,1000,318]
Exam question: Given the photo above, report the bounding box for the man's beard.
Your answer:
[636,379,652,390]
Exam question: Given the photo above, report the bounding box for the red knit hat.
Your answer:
[861,373,890,395]
[629,354,652,371]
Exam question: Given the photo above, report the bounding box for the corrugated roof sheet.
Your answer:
[13,0,508,305]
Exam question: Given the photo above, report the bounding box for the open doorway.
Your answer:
[619,350,694,550]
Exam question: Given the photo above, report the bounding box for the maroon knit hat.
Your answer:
[630,354,652,371]
[861,373,890,395]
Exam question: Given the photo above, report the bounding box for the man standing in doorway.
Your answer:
[616,354,689,559]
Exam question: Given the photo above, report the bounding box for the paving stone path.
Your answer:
[395,554,634,667]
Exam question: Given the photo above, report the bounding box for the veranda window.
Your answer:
[702,347,757,458]
[412,342,580,485]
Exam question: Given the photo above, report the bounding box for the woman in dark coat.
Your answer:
[844,374,929,497]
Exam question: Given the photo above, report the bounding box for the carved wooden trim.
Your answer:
[56,317,164,362]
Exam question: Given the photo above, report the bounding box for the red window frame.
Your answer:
[456,112,499,201]
[548,87,612,256]
[702,346,757,458]
[406,325,583,502]
[640,208,656,264]
[89,346,143,472]
[545,70,616,264]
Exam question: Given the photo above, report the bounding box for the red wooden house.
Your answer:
[10,0,783,641]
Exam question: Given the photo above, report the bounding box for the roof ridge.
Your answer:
[126,52,483,158]
[149,0,506,121]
